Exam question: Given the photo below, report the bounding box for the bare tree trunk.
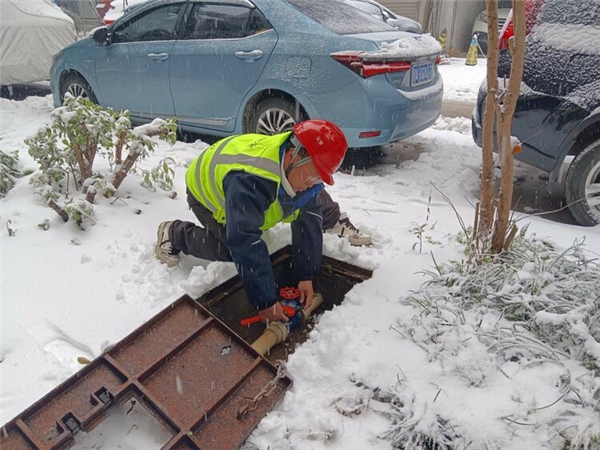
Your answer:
[48,199,69,222]
[478,0,499,246]
[72,140,91,183]
[111,128,168,191]
[115,130,127,165]
[475,0,526,256]
[491,0,526,253]
[85,190,97,204]
[111,142,146,191]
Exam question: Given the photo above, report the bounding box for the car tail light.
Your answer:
[498,8,513,49]
[499,0,545,49]
[331,52,412,78]
[359,131,382,138]
[104,18,114,25]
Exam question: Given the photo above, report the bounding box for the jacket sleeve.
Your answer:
[223,172,278,311]
[291,193,323,282]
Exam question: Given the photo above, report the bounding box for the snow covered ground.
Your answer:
[1,59,599,449]
[437,57,487,102]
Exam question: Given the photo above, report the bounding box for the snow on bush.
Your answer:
[383,228,600,449]
[0,149,22,196]
[25,94,177,226]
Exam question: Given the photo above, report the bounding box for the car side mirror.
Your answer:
[92,26,110,46]
[382,10,390,21]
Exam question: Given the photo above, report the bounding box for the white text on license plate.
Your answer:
[411,62,433,86]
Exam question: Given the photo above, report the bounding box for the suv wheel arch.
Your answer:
[565,139,600,226]
[548,118,600,189]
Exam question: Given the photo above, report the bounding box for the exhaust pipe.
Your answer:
[251,293,324,356]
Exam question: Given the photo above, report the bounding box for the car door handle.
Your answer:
[148,53,169,61]
[235,50,263,61]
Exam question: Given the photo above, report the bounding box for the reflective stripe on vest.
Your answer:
[187,133,292,228]
[208,141,281,209]
[193,136,236,215]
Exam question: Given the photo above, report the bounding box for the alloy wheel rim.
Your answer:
[584,159,600,213]
[256,108,296,135]
[66,83,88,99]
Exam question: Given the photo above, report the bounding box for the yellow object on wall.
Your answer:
[438,28,447,53]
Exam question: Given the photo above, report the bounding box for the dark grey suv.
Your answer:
[472,0,600,226]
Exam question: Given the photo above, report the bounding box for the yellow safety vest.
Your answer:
[186,132,300,231]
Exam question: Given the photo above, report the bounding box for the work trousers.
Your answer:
[170,189,341,261]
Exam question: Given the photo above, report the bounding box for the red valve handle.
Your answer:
[240,305,299,327]
[279,286,300,299]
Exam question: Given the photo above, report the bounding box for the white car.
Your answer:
[0,0,77,85]
[471,7,512,53]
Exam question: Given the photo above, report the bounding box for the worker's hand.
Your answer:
[259,302,289,324]
[298,280,314,310]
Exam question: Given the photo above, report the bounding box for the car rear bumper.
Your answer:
[306,73,443,148]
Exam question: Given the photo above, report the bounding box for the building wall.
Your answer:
[417,0,486,55]
[452,0,486,53]
[379,0,492,56]
[378,0,420,20]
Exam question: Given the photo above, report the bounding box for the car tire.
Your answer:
[60,73,97,104]
[247,97,306,135]
[340,146,384,170]
[565,140,600,226]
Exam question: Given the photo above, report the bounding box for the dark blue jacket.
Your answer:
[223,171,323,310]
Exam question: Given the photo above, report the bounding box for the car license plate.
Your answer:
[411,61,433,86]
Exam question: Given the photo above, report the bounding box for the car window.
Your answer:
[113,3,184,43]
[183,3,263,40]
[285,0,394,34]
[343,0,385,20]
[246,7,273,36]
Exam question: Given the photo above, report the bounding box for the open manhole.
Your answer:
[1,245,372,450]
[199,245,373,362]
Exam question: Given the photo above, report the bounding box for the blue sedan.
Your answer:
[50,0,443,148]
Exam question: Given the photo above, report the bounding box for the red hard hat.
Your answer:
[292,120,348,185]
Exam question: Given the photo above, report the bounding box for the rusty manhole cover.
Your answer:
[1,245,372,449]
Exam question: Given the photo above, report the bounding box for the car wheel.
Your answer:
[340,146,384,170]
[248,98,306,135]
[565,140,600,226]
[60,74,97,104]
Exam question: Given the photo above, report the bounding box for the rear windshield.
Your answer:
[285,0,395,34]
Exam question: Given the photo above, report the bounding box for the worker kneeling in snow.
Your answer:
[155,120,351,323]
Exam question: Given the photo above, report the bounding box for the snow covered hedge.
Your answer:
[25,95,177,226]
[388,228,600,449]
[0,150,22,197]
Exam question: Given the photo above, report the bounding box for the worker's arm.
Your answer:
[291,194,323,309]
[223,172,285,319]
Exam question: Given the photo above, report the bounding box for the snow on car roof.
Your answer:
[532,23,600,56]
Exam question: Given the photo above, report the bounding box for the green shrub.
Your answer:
[25,95,177,225]
[0,150,22,197]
